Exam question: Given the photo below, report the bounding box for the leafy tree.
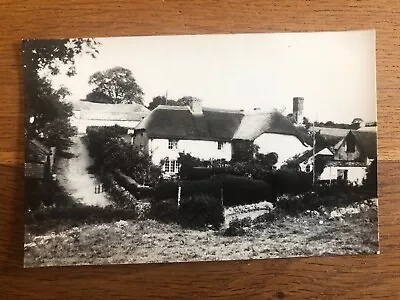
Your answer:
[176,96,197,106]
[23,38,99,154]
[86,126,161,186]
[147,95,177,110]
[363,159,377,196]
[88,67,144,104]
[85,91,113,103]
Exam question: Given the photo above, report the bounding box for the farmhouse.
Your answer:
[133,98,310,175]
[72,101,149,135]
[319,128,377,185]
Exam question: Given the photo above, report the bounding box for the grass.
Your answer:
[24,199,379,267]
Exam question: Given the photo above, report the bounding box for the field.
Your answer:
[24,199,379,267]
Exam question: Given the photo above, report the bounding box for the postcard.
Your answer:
[23,30,378,267]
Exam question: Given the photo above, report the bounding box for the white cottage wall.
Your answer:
[254,133,310,168]
[149,138,232,165]
[319,166,367,185]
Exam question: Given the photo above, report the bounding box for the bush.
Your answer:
[275,184,368,216]
[25,204,137,234]
[154,174,274,206]
[86,126,162,187]
[148,198,179,223]
[266,169,312,195]
[149,195,224,230]
[223,217,252,236]
[179,194,224,230]
[25,178,74,211]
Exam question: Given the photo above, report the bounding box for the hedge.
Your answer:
[149,194,224,229]
[154,174,274,206]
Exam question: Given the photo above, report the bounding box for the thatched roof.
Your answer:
[135,105,307,143]
[312,127,350,146]
[233,110,308,144]
[333,129,377,159]
[74,101,149,121]
[135,106,243,141]
[351,130,377,159]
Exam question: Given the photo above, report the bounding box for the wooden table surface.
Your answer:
[1,1,399,299]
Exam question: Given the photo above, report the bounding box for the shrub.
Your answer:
[223,217,252,236]
[275,184,368,216]
[179,194,224,230]
[148,198,179,223]
[86,126,162,187]
[25,204,137,234]
[153,175,274,206]
[266,169,312,195]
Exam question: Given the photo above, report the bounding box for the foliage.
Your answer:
[149,194,224,230]
[88,67,144,104]
[223,217,252,236]
[179,194,224,230]
[154,174,273,206]
[24,38,99,154]
[147,95,200,110]
[148,198,179,223]
[266,169,313,196]
[176,152,277,181]
[231,140,259,162]
[25,203,136,235]
[147,95,179,110]
[86,126,161,187]
[42,117,77,152]
[85,91,114,103]
[363,159,378,196]
[25,178,74,211]
[274,181,377,216]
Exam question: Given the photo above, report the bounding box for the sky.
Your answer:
[49,30,377,124]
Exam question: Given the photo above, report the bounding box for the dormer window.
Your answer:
[346,134,356,153]
[168,139,178,150]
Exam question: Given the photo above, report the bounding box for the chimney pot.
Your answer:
[293,97,304,125]
[189,98,203,115]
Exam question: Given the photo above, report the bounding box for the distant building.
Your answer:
[319,128,377,185]
[133,98,310,176]
[25,139,55,180]
[71,101,149,135]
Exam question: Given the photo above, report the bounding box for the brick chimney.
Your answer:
[293,97,304,125]
[189,98,203,115]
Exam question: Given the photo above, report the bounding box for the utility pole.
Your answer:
[312,120,316,186]
[312,113,317,186]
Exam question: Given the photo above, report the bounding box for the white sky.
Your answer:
[50,30,377,123]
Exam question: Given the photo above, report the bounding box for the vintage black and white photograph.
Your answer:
[24,30,378,268]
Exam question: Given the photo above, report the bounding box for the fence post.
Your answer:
[177,186,181,208]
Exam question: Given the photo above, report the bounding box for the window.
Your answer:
[175,161,180,172]
[168,139,178,150]
[346,134,356,153]
[164,159,170,172]
[163,159,180,173]
[217,141,223,150]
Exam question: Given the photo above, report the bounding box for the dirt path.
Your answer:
[55,136,110,207]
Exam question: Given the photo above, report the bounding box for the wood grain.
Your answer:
[1,0,399,298]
